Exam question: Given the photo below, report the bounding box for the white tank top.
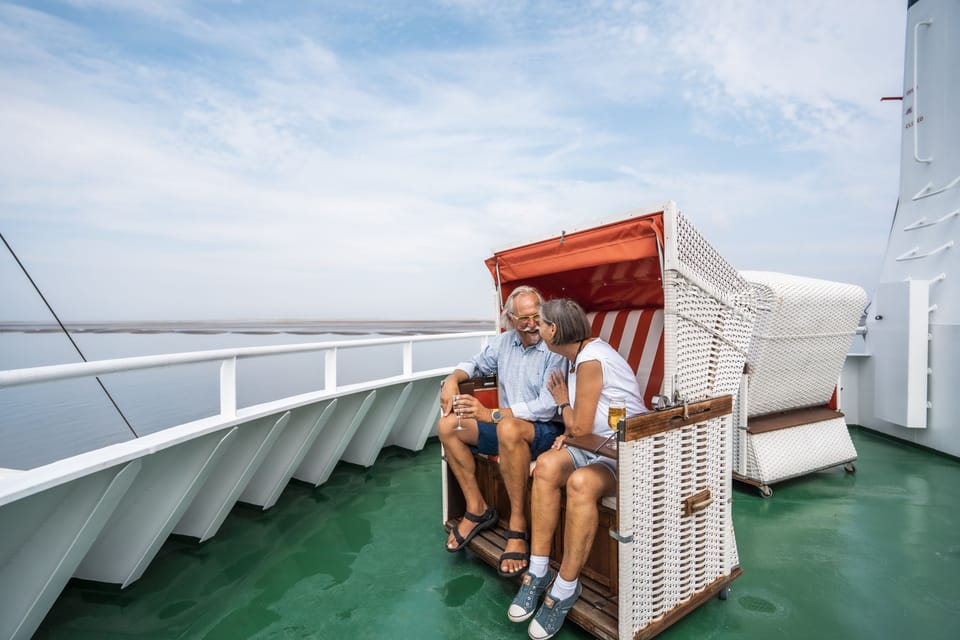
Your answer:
[569,338,646,438]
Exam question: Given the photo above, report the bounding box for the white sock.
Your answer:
[549,575,579,602]
[528,555,549,578]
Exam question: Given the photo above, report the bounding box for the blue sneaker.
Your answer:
[507,570,554,623]
[527,581,582,640]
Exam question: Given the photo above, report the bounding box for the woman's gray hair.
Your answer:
[539,299,591,345]
[501,285,544,328]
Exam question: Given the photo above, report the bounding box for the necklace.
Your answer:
[570,338,587,374]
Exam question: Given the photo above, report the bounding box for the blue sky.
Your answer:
[1,0,907,321]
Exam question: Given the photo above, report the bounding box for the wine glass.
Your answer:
[452,394,465,431]
[597,394,626,452]
[607,394,626,431]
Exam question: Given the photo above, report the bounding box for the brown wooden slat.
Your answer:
[458,375,498,395]
[565,433,618,459]
[444,458,466,522]
[682,488,712,518]
[448,449,738,639]
[746,405,844,434]
[447,518,744,640]
[623,395,733,441]
[732,472,766,491]
[459,375,499,408]
[451,523,619,640]
[633,568,742,640]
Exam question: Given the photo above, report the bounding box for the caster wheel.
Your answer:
[759,485,773,498]
[718,587,729,601]
[844,462,856,474]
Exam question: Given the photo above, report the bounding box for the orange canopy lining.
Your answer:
[485,212,665,311]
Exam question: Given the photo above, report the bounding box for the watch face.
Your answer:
[492,410,502,422]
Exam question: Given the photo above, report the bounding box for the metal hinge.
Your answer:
[651,392,689,418]
[608,529,633,543]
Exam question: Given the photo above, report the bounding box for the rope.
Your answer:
[0,232,139,437]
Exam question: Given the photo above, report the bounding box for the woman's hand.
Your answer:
[546,369,569,405]
[551,434,568,450]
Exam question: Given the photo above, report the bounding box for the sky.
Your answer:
[0,0,909,322]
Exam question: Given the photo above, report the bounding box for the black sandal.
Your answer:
[497,529,530,577]
[446,506,498,553]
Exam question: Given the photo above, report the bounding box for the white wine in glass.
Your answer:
[453,394,465,431]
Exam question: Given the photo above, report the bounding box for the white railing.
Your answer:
[0,328,498,640]
[0,330,495,420]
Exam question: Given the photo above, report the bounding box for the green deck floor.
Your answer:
[34,428,960,640]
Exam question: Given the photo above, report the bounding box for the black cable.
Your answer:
[0,231,139,438]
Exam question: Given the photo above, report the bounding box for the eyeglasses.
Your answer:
[511,313,541,323]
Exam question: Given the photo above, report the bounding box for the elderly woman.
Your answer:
[509,298,646,640]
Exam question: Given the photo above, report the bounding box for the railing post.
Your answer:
[220,357,237,417]
[325,348,337,391]
[402,341,413,376]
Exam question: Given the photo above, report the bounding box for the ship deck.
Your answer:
[33,427,959,640]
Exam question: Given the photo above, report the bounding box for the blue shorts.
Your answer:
[566,445,617,477]
[471,420,562,459]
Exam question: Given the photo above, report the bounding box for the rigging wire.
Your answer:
[0,231,139,438]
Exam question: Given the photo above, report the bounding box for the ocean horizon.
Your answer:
[0,321,490,469]
[0,319,495,335]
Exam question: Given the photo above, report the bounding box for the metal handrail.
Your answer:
[903,208,960,230]
[0,331,495,391]
[913,19,934,164]
[895,240,954,262]
[912,175,960,201]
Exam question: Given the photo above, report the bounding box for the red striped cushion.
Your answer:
[586,309,664,407]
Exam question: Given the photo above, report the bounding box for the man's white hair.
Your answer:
[500,285,544,328]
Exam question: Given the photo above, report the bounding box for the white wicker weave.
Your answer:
[662,212,757,403]
[448,203,757,638]
[618,205,756,639]
[739,271,867,416]
[742,417,857,484]
[733,272,866,491]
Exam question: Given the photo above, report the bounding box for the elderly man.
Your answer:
[439,285,566,577]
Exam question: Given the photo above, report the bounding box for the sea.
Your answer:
[0,321,493,469]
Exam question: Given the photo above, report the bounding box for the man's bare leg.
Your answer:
[438,414,488,550]
[497,417,536,574]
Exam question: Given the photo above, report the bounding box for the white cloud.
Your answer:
[667,0,904,135]
[0,0,908,321]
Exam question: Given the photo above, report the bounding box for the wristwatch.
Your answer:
[491,408,502,423]
[557,402,571,415]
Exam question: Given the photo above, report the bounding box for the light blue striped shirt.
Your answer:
[454,330,567,422]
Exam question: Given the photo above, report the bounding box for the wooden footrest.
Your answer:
[746,405,843,434]
[446,519,619,640]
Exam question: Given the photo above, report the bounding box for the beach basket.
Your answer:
[446,201,757,639]
[732,271,867,497]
